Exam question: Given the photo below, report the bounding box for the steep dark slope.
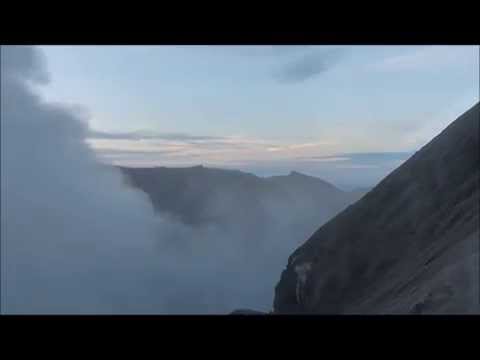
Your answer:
[274,103,479,314]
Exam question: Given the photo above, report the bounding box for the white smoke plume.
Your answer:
[1,45,177,313]
[1,46,334,314]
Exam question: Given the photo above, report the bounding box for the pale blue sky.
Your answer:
[36,45,479,188]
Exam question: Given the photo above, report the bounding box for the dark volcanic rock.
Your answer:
[274,103,480,314]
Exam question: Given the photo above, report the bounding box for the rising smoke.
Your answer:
[1,46,334,314]
[1,45,173,313]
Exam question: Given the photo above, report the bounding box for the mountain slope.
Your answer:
[119,166,361,229]
[274,103,479,314]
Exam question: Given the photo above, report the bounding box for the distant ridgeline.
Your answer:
[118,165,365,228]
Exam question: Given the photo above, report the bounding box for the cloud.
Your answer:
[0,45,50,84]
[291,152,413,173]
[336,152,413,162]
[96,149,183,159]
[86,131,340,168]
[86,135,274,163]
[335,164,380,169]
[300,152,413,163]
[88,130,223,142]
[203,45,345,83]
[1,46,172,313]
[295,156,351,162]
[275,48,344,83]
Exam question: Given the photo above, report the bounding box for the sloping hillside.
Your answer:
[274,103,479,314]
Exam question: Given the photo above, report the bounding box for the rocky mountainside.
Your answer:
[119,166,361,229]
[274,103,479,314]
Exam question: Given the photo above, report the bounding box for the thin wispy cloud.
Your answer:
[295,156,351,162]
[87,130,340,167]
[88,130,223,142]
[267,142,336,152]
[298,152,413,163]
[293,152,413,172]
[335,164,380,169]
[337,152,413,162]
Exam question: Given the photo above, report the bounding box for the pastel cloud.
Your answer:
[86,131,337,167]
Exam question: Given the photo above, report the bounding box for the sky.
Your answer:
[36,45,479,189]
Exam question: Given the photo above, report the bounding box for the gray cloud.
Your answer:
[1,46,170,313]
[187,46,344,83]
[1,45,49,84]
[275,48,344,83]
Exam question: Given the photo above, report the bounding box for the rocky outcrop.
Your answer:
[274,103,479,314]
